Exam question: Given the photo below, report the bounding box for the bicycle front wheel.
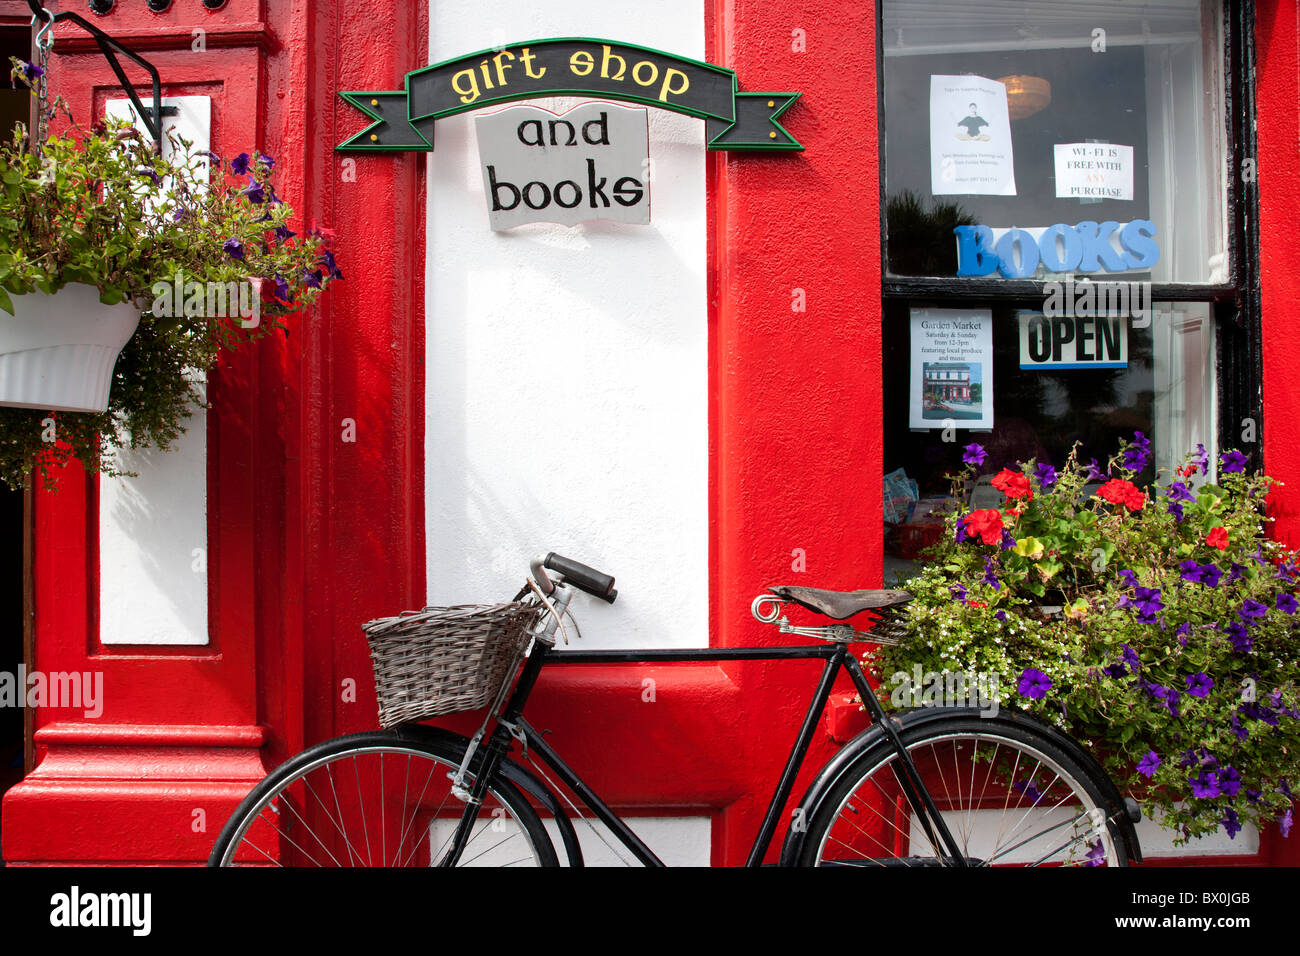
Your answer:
[208,731,558,867]
[799,715,1129,867]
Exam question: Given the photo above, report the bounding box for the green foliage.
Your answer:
[0,63,339,488]
[871,438,1300,844]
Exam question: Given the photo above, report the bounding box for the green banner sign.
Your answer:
[337,37,802,153]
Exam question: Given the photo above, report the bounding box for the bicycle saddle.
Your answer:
[766,585,912,621]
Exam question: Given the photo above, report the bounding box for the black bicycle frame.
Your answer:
[443,639,971,867]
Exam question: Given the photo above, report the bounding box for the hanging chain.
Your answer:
[32,9,54,156]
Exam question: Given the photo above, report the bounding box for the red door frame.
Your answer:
[2,0,1296,866]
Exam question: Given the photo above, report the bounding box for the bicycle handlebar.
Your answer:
[543,552,618,604]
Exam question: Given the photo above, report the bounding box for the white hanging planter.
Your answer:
[0,283,142,413]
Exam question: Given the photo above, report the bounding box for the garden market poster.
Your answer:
[909,307,994,430]
[930,75,1016,196]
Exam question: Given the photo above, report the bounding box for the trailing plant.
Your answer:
[871,434,1300,844]
[0,58,341,488]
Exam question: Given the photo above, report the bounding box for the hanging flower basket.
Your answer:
[0,283,141,413]
[0,56,342,490]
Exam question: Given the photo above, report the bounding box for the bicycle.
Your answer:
[207,552,1143,867]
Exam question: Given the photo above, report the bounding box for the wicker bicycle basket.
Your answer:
[362,601,542,728]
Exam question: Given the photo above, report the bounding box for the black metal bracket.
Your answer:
[27,1,172,152]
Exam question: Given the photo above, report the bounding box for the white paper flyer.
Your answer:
[1053,143,1135,201]
[930,75,1016,196]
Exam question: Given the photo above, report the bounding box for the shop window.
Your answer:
[878,0,1255,580]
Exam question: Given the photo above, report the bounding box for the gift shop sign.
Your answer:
[336,38,801,153]
[477,103,649,230]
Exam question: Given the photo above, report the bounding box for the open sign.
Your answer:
[1017,311,1128,369]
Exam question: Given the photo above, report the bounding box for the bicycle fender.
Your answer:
[392,724,585,867]
[778,707,1141,866]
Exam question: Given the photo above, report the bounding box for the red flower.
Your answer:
[992,468,1034,502]
[1096,478,1145,512]
[963,509,1005,546]
[968,600,988,609]
[1206,526,1229,550]
[1179,465,1197,478]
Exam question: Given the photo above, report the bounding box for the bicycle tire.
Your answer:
[797,714,1130,867]
[207,730,559,867]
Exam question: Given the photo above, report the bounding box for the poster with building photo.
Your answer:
[930,75,1016,196]
[910,308,994,430]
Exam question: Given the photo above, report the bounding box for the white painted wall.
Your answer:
[424,2,707,652]
[99,384,208,646]
[425,0,710,861]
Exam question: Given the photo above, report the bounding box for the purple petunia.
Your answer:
[1281,808,1293,838]
[1220,766,1242,797]
[274,224,296,243]
[1167,481,1196,503]
[1013,779,1043,804]
[1190,770,1221,798]
[1084,840,1107,867]
[1225,622,1253,653]
[1122,644,1140,672]
[954,520,969,544]
[982,556,1000,591]
[962,443,987,467]
[1167,502,1185,522]
[1232,711,1249,740]
[1118,569,1139,589]
[1223,808,1242,839]
[20,60,44,83]
[1130,586,1164,624]
[138,167,162,186]
[1240,599,1269,625]
[1277,593,1298,614]
[272,275,292,303]
[302,268,323,289]
[1137,751,1161,779]
[1017,668,1052,700]
[1035,462,1057,488]
[223,238,245,261]
[242,180,266,204]
[995,610,1007,622]
[319,249,344,280]
[1180,561,1223,588]
[999,529,1015,551]
[1228,563,1247,582]
[257,151,275,171]
[231,152,252,175]
[1221,450,1249,474]
[1192,443,1210,476]
[1085,459,1105,482]
[950,584,967,602]
[1185,672,1214,698]
[1124,431,1152,473]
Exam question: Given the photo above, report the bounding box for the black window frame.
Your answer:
[875,0,1262,470]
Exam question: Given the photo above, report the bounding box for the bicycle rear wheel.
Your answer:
[208,731,557,867]
[799,715,1129,867]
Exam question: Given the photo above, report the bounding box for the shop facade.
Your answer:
[1,0,1298,865]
